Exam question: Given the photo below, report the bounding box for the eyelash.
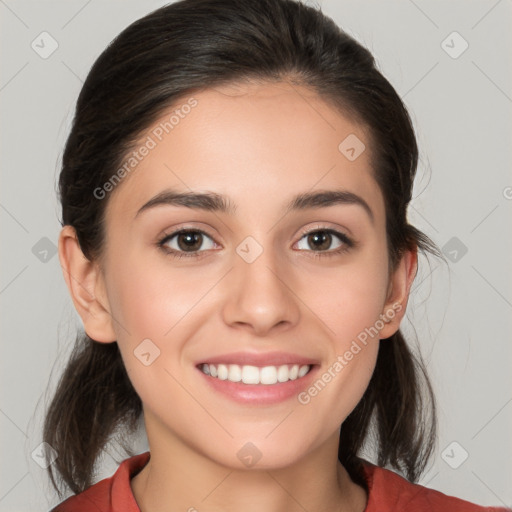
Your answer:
[157,226,355,260]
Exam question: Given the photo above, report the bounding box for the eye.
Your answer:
[295,227,354,257]
[158,229,217,259]
[157,226,355,260]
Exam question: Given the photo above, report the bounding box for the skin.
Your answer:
[59,80,417,512]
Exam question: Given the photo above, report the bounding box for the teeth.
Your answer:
[228,364,242,382]
[260,366,277,385]
[200,363,311,385]
[298,365,309,378]
[242,365,260,384]
[217,364,228,380]
[277,365,288,382]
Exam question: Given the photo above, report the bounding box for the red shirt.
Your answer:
[51,451,509,511]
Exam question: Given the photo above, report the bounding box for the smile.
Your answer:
[200,363,311,385]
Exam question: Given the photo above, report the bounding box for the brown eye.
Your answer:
[296,228,353,254]
[159,229,216,258]
[175,231,204,252]
[306,231,332,251]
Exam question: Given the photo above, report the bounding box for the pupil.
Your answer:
[309,231,330,251]
[178,232,201,251]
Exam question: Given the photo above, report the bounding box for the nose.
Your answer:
[221,243,300,337]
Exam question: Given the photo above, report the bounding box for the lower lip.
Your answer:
[196,365,319,405]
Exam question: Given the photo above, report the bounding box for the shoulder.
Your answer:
[49,451,150,512]
[360,460,510,512]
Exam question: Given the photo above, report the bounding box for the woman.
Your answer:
[44,0,510,510]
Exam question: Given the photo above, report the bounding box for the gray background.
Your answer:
[1,0,511,510]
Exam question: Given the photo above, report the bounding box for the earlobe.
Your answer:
[378,248,418,340]
[58,225,117,343]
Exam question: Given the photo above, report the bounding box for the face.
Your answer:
[76,81,409,470]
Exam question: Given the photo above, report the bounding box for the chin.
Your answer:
[198,434,319,472]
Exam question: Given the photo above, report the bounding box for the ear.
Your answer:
[58,225,117,343]
[378,247,418,340]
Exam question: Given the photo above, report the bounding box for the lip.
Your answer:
[196,351,319,367]
[195,353,320,405]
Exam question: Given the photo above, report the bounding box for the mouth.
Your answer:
[198,363,312,385]
[195,351,319,404]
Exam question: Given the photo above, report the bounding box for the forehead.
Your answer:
[104,80,384,223]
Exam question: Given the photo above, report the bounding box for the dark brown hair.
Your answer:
[44,0,439,497]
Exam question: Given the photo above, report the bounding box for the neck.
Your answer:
[131,414,367,512]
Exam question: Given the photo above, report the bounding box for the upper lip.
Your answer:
[197,351,318,368]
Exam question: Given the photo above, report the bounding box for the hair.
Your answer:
[44,0,440,498]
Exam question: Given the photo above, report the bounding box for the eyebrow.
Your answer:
[135,188,374,223]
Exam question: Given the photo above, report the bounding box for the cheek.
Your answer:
[106,256,211,344]
[302,253,390,345]
[297,311,381,436]
[104,256,221,393]
[106,263,194,421]
[309,343,379,439]
[292,253,388,422]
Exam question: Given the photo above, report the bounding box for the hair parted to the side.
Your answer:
[44,0,440,497]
